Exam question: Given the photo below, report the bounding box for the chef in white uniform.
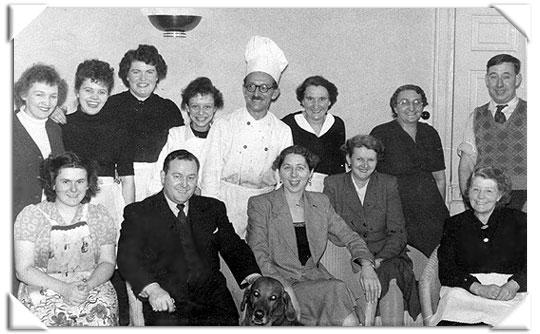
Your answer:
[201,36,293,239]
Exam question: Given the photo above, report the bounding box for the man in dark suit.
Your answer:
[117,149,261,326]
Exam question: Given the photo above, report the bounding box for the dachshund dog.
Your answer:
[240,276,302,326]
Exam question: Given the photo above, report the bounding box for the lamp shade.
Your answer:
[148,15,202,37]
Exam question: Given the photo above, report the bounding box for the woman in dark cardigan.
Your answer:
[434,166,526,326]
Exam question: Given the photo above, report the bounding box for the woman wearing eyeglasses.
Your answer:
[370,84,449,258]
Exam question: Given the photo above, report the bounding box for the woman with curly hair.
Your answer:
[62,59,134,232]
[14,152,118,326]
[49,45,184,201]
[13,63,67,218]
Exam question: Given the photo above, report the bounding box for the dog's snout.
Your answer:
[254,310,265,320]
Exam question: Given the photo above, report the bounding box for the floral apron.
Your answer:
[17,204,118,326]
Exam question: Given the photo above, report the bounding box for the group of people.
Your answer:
[12,33,526,327]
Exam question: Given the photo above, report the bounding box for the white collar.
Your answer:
[294,112,335,137]
[164,193,189,216]
[488,96,519,114]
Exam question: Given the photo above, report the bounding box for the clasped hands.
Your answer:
[61,280,89,306]
[470,280,519,301]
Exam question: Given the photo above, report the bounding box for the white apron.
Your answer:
[220,181,272,239]
[92,176,125,243]
[428,273,527,326]
[133,162,155,201]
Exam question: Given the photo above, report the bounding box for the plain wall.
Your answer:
[14,7,437,137]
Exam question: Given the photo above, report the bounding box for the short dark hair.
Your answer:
[487,54,521,75]
[389,84,428,118]
[272,145,320,171]
[163,149,200,173]
[118,44,167,87]
[296,75,339,109]
[75,59,115,93]
[40,152,99,203]
[181,77,224,111]
[341,134,384,161]
[14,63,68,110]
[464,166,512,207]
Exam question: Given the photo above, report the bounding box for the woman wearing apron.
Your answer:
[14,152,118,326]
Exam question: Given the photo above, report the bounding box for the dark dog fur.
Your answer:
[240,276,302,326]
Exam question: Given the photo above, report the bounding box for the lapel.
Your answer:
[45,120,63,156]
[13,115,43,159]
[303,191,327,263]
[271,188,298,257]
[154,191,179,230]
[186,195,214,250]
[343,173,366,230]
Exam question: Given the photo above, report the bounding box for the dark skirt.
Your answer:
[375,254,421,319]
[397,171,449,257]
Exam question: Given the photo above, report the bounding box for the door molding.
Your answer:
[432,8,456,209]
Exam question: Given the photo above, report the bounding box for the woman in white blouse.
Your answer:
[147,77,223,196]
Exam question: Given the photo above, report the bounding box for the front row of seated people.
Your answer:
[14,143,526,326]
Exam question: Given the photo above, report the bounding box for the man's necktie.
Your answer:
[494,104,508,124]
[176,204,201,271]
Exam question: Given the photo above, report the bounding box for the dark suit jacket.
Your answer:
[323,171,407,260]
[117,191,260,316]
[13,115,64,218]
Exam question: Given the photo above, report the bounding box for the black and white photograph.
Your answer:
[4,1,533,329]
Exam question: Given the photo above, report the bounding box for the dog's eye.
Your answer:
[253,291,260,297]
[270,295,277,300]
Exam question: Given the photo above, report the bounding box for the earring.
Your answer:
[308,178,312,186]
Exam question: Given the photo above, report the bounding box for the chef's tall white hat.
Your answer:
[245,36,288,84]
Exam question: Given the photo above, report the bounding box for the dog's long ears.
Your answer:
[283,291,297,321]
[240,286,251,311]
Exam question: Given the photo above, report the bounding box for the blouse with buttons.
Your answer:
[438,208,526,292]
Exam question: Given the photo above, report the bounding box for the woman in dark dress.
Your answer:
[109,44,184,201]
[370,84,448,257]
[432,166,526,326]
[282,76,345,191]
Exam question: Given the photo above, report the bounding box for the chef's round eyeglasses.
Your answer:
[244,83,276,93]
